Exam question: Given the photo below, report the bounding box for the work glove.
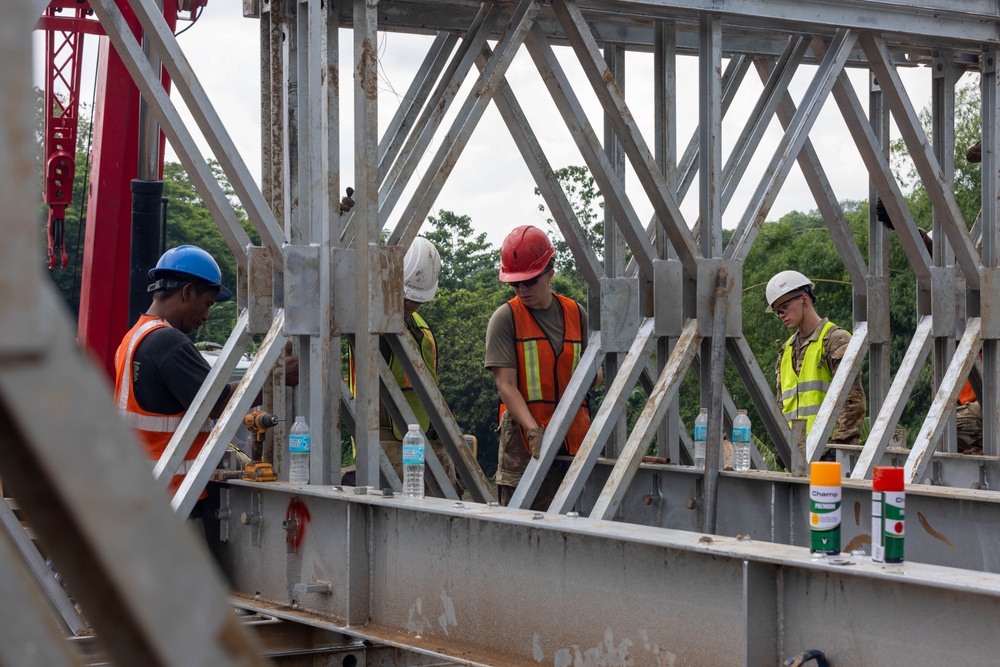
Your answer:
[527,426,544,459]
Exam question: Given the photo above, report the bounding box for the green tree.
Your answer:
[423,210,494,291]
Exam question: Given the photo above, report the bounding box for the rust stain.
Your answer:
[917,512,957,551]
[845,534,870,552]
[285,497,312,551]
[854,500,861,526]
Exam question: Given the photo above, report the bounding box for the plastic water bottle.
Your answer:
[693,408,708,469]
[402,424,426,499]
[288,415,311,484]
[732,409,752,472]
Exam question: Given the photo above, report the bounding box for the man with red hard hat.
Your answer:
[485,225,599,508]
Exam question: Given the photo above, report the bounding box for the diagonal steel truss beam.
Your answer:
[87,0,254,261]
[860,32,982,289]
[752,51,870,292]
[805,322,868,461]
[814,37,934,286]
[172,313,289,517]
[386,334,496,503]
[726,28,857,263]
[387,0,541,250]
[543,322,653,514]
[906,318,984,483]
[553,0,699,274]
[525,25,662,275]
[851,316,934,480]
[590,319,702,520]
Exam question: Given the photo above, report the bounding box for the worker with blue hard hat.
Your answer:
[113,245,296,516]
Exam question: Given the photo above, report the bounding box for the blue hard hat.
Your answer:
[148,245,232,302]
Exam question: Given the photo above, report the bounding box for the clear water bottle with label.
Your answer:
[693,408,708,469]
[732,409,752,472]
[288,415,311,484]
[402,424,426,499]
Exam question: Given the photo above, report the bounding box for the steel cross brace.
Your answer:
[851,316,934,480]
[87,0,254,262]
[591,319,702,520]
[387,0,541,251]
[172,313,289,518]
[553,0,698,275]
[726,28,857,263]
[906,317,984,483]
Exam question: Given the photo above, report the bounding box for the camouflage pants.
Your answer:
[956,401,983,455]
[495,411,568,511]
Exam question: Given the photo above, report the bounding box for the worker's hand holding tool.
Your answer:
[527,426,544,459]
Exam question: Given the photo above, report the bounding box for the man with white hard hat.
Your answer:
[348,237,457,491]
[767,270,866,455]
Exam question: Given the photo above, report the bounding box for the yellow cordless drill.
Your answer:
[242,410,280,482]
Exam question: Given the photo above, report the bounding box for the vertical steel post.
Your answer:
[603,44,626,458]
[654,21,681,462]
[868,71,891,420]
[354,0,381,487]
[982,48,1000,455]
[699,14,722,478]
[932,52,958,453]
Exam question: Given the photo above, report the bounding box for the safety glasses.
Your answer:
[773,293,803,317]
[510,275,542,290]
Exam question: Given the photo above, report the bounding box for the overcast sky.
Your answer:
[36,9,950,251]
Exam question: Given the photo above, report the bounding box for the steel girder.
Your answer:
[215,484,1000,666]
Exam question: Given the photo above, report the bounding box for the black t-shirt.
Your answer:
[131,327,229,414]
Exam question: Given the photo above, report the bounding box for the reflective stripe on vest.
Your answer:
[780,320,836,434]
[501,294,591,455]
[388,312,437,440]
[113,315,211,500]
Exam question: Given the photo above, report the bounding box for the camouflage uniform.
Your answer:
[956,401,984,454]
[774,318,867,444]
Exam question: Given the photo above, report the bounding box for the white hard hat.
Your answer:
[765,270,814,312]
[403,237,441,303]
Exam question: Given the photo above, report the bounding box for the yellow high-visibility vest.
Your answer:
[780,320,836,433]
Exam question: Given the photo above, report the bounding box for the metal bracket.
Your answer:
[240,492,263,547]
[697,259,742,338]
[215,489,231,543]
[931,266,959,338]
[653,259,688,336]
[283,244,320,335]
[600,276,639,353]
[293,581,332,595]
[979,267,1000,339]
[247,245,274,335]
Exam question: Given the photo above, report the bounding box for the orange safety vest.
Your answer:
[499,294,590,455]
[959,380,977,405]
[113,315,210,498]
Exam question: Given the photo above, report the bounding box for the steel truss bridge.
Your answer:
[4,0,1000,665]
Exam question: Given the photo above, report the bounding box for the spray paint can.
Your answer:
[809,461,841,555]
[872,466,905,563]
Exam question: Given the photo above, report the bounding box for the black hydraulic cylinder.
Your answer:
[129,179,164,327]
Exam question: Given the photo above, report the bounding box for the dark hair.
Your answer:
[544,257,555,274]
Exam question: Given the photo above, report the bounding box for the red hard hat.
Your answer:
[499,225,555,282]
